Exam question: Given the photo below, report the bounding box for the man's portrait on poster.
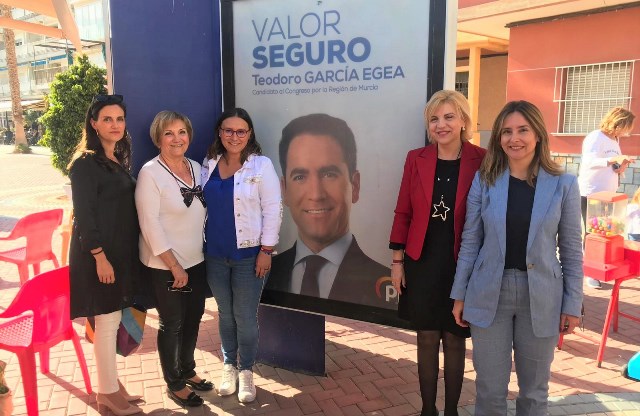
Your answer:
[266,113,394,308]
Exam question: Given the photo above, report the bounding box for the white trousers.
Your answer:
[94,310,121,394]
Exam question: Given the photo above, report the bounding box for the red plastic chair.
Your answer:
[0,209,63,285]
[0,266,92,416]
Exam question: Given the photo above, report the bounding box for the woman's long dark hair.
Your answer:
[207,107,262,164]
[68,98,132,172]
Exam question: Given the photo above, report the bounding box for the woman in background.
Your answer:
[202,108,282,403]
[389,90,485,416]
[68,94,142,416]
[452,101,583,415]
[625,187,640,241]
[136,111,210,408]
[578,107,635,288]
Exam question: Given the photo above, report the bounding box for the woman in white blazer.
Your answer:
[202,108,282,404]
[451,101,583,416]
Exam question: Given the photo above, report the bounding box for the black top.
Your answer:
[398,158,469,337]
[504,175,535,271]
[68,154,140,319]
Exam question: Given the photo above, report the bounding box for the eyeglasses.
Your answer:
[167,281,192,293]
[220,128,250,138]
[93,94,124,104]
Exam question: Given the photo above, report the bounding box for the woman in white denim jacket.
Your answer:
[201,108,281,403]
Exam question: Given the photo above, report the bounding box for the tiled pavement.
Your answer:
[0,144,638,416]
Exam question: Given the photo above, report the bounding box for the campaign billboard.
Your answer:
[223,0,445,326]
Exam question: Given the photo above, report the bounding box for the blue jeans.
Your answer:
[206,255,266,370]
[470,269,558,416]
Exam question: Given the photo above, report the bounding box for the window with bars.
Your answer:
[554,61,633,134]
[455,72,469,98]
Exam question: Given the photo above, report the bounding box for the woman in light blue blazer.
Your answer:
[451,101,583,416]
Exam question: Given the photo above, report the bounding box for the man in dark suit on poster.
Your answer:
[266,113,394,308]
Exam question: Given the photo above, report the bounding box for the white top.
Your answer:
[578,130,621,196]
[136,156,206,270]
[626,203,640,235]
[290,233,352,298]
[202,154,282,248]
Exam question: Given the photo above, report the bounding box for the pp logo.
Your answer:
[375,276,399,303]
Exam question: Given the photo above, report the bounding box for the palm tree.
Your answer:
[1,5,27,149]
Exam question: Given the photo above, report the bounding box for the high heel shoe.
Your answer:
[121,392,143,402]
[96,393,143,415]
[118,380,143,402]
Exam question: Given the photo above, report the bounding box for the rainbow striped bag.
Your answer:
[85,304,147,357]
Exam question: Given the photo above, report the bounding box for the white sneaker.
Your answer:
[237,369,256,403]
[586,277,602,289]
[217,364,238,396]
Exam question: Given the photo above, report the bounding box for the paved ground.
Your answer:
[0,144,638,415]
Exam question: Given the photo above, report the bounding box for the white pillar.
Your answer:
[443,0,458,90]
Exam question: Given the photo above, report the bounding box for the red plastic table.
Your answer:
[577,240,640,366]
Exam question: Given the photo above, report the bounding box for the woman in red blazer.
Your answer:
[389,90,485,416]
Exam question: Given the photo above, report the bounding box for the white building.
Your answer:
[0,0,105,127]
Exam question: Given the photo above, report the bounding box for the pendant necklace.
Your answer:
[160,155,192,186]
[432,144,462,222]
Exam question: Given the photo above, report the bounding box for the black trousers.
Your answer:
[149,261,207,391]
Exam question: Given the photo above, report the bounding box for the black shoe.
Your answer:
[420,406,439,416]
[185,378,214,391]
[166,388,204,407]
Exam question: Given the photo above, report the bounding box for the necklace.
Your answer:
[432,157,461,222]
[436,144,462,182]
[158,156,206,208]
[432,195,451,222]
[160,155,190,184]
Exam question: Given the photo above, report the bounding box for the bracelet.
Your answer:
[91,248,103,256]
[391,259,404,264]
[260,246,274,255]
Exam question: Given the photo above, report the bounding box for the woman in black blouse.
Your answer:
[389,90,485,416]
[68,95,142,416]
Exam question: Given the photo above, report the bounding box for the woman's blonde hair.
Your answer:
[632,187,640,205]
[480,100,562,187]
[599,107,635,136]
[423,90,472,142]
[149,111,193,148]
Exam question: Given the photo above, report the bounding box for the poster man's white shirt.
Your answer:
[290,232,352,297]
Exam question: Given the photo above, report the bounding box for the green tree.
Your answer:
[40,55,107,176]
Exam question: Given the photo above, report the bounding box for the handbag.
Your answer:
[0,361,13,416]
[85,304,147,357]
